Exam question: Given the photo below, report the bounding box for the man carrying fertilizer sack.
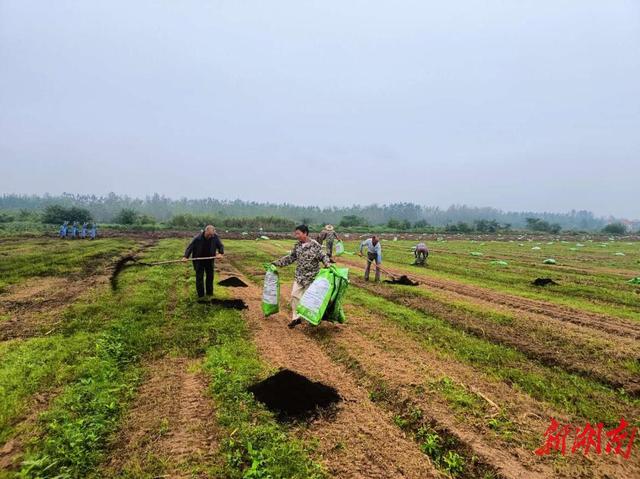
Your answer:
[272,224,331,329]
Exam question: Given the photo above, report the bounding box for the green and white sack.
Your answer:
[324,267,349,324]
[335,240,345,256]
[296,268,334,326]
[262,264,280,317]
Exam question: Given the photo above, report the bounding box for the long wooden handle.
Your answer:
[146,256,220,266]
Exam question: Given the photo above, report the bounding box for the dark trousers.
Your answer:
[194,260,214,297]
[326,239,334,258]
[364,252,380,281]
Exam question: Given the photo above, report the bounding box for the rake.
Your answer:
[110,255,222,290]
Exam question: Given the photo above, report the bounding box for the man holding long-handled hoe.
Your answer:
[359,235,382,282]
[182,225,224,301]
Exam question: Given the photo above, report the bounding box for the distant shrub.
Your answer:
[168,214,295,231]
[42,205,92,224]
[339,215,369,228]
[526,217,561,234]
[113,208,156,225]
[602,222,627,235]
[112,208,139,224]
[445,222,473,233]
[0,212,15,223]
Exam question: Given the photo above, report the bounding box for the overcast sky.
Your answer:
[1,1,638,218]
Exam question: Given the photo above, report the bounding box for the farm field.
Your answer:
[0,235,638,478]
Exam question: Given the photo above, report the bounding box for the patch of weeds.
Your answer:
[432,376,485,415]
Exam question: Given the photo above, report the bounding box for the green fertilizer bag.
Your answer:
[628,277,640,285]
[324,267,349,324]
[335,240,345,256]
[296,268,334,326]
[262,263,280,317]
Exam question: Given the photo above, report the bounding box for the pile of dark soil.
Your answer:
[209,298,248,309]
[384,275,419,286]
[110,255,138,290]
[217,276,248,287]
[532,278,559,287]
[248,369,341,422]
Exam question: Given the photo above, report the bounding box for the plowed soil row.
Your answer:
[221,261,440,479]
[227,256,640,479]
[337,256,640,340]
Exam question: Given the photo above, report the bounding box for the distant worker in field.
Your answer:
[318,224,340,261]
[70,221,78,239]
[59,221,68,239]
[272,224,331,329]
[414,242,429,266]
[90,223,97,240]
[359,235,382,281]
[182,225,224,301]
[80,222,88,239]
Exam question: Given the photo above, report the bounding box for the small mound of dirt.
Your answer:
[248,369,341,422]
[110,255,138,290]
[209,298,247,309]
[384,275,419,286]
[217,276,248,287]
[532,278,559,287]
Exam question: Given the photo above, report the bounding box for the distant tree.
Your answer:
[0,212,15,223]
[446,222,473,233]
[113,208,139,224]
[339,215,368,227]
[137,214,157,225]
[602,222,627,235]
[413,219,429,229]
[526,217,561,234]
[387,218,401,229]
[42,205,92,224]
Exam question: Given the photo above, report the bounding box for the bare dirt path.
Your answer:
[100,357,220,478]
[221,262,440,479]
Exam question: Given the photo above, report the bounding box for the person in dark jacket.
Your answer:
[182,225,224,299]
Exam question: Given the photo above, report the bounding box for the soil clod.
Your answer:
[532,278,559,287]
[110,255,138,290]
[209,298,248,309]
[217,276,248,287]
[248,369,341,422]
[384,275,419,286]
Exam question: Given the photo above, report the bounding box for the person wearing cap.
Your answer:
[318,224,340,261]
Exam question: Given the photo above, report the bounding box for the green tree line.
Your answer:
[0,193,629,232]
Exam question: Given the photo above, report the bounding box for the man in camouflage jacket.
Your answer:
[273,224,331,328]
[318,224,340,260]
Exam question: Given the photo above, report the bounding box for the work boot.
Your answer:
[287,318,302,329]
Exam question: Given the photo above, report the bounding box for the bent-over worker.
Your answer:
[414,242,429,265]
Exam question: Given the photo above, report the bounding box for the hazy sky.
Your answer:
[1,1,639,218]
